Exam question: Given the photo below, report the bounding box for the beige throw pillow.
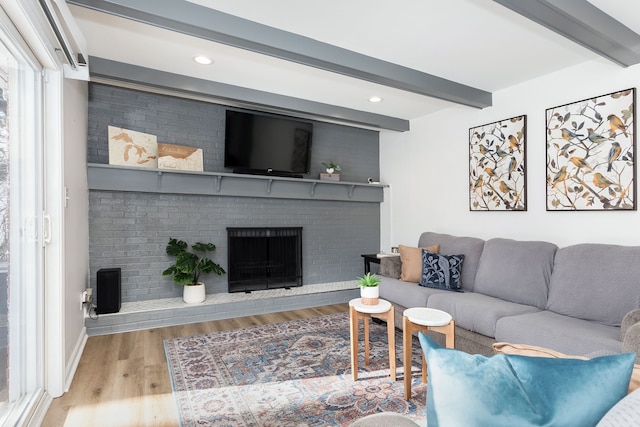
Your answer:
[399,244,440,283]
[493,342,640,394]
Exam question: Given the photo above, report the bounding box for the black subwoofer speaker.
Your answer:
[96,268,121,314]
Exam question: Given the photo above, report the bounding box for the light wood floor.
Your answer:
[42,303,348,427]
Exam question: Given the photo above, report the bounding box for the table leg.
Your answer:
[387,306,396,381]
[421,346,427,384]
[350,305,359,381]
[403,315,411,399]
[364,314,370,365]
[445,320,455,348]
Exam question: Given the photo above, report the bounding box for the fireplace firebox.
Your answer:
[227,227,303,292]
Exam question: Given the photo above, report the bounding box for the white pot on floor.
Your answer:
[183,282,206,304]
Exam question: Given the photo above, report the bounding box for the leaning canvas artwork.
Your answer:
[469,115,527,211]
[108,126,158,168]
[158,143,204,172]
[546,88,636,210]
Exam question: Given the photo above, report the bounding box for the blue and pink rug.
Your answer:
[164,312,426,426]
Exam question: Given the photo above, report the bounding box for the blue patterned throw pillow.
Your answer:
[420,250,464,291]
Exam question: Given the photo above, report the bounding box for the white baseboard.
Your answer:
[64,327,88,393]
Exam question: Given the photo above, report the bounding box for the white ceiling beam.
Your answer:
[493,0,640,67]
[67,0,492,109]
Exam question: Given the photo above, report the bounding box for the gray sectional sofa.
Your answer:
[379,232,640,361]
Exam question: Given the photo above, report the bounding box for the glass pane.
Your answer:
[0,44,7,405]
[0,10,43,423]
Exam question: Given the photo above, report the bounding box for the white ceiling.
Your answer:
[68,0,640,121]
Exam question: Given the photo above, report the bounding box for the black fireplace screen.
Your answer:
[227,227,303,292]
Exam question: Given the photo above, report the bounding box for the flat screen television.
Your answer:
[224,109,313,177]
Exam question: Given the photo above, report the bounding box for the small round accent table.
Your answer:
[403,307,455,399]
[349,298,396,381]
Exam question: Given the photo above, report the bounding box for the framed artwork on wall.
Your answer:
[469,115,527,211]
[546,88,636,211]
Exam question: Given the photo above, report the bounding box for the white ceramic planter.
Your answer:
[183,282,206,304]
[360,286,379,305]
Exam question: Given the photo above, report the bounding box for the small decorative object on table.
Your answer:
[376,252,400,258]
[320,160,341,181]
[357,272,381,305]
[162,237,226,303]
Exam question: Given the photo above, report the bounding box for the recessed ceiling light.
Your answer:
[194,55,213,65]
[368,96,383,103]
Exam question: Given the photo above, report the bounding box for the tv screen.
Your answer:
[224,109,313,176]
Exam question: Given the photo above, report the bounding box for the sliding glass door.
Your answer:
[0,8,44,425]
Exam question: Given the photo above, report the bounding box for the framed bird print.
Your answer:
[469,115,527,211]
[546,88,636,211]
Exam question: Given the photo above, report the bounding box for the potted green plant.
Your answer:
[357,272,381,305]
[162,237,226,303]
[322,160,341,175]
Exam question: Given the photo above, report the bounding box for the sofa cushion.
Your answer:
[493,342,640,394]
[495,310,623,356]
[417,232,485,291]
[473,238,557,309]
[427,291,539,337]
[378,276,438,309]
[546,243,640,327]
[398,244,439,283]
[419,332,635,427]
[419,250,464,291]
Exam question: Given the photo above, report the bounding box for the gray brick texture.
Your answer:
[87,83,381,303]
[89,192,380,302]
[88,83,380,182]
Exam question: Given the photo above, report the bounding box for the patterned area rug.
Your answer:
[164,312,426,426]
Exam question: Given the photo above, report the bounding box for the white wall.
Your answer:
[63,78,89,389]
[380,58,640,249]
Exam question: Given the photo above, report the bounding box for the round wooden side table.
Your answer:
[403,307,455,399]
[349,298,396,381]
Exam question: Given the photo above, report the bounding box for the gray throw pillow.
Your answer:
[622,323,640,365]
[379,256,402,279]
[621,309,640,340]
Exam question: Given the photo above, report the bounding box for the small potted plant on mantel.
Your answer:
[357,272,381,305]
[162,237,226,304]
[320,160,341,181]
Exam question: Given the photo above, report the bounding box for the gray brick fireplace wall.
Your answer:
[87,83,382,303]
[87,83,380,182]
[89,191,379,302]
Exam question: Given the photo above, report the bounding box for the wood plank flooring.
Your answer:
[42,303,348,427]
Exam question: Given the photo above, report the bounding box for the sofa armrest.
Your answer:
[621,309,640,340]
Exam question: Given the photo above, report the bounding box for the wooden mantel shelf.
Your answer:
[87,163,386,203]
